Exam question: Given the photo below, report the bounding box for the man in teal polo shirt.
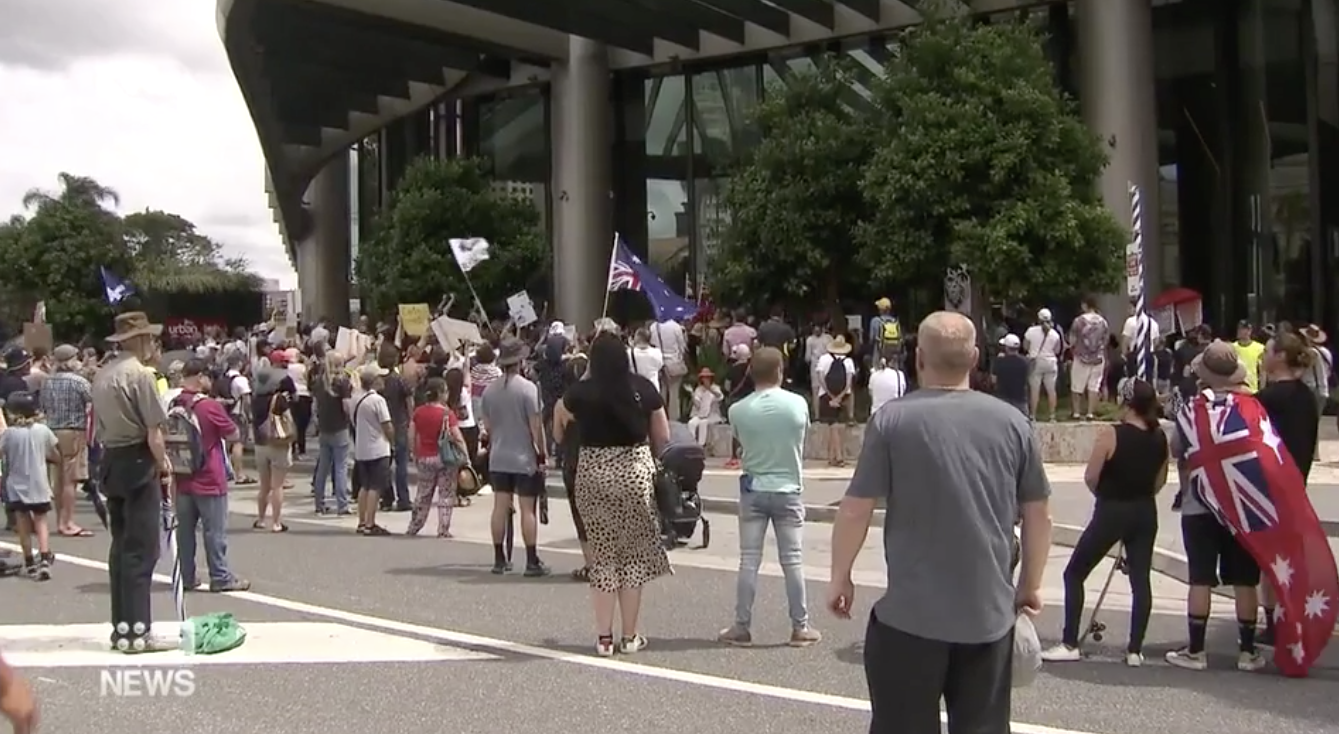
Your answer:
[717,346,821,648]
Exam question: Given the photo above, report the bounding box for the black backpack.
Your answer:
[825,357,849,395]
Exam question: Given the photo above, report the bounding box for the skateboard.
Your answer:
[1079,544,1129,645]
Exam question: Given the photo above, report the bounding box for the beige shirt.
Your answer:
[91,354,168,448]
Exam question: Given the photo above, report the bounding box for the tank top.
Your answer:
[1093,422,1169,502]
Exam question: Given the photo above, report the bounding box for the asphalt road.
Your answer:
[4,488,1339,734]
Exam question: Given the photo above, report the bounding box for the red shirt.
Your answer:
[412,404,456,459]
[174,390,238,496]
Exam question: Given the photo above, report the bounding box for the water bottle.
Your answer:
[179,621,195,656]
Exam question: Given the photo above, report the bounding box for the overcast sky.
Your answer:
[0,0,296,287]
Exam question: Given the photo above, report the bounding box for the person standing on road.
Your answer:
[349,365,394,536]
[406,375,463,537]
[718,346,821,648]
[91,312,176,653]
[828,311,1052,734]
[553,331,673,656]
[1165,341,1267,672]
[480,337,550,577]
[39,344,94,538]
[170,359,250,592]
[1041,379,1168,666]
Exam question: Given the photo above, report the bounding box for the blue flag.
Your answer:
[100,266,134,305]
[606,235,697,322]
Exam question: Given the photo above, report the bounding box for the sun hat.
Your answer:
[828,335,853,355]
[1192,340,1247,390]
[496,338,529,367]
[105,312,163,343]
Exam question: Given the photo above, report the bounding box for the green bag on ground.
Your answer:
[185,612,247,655]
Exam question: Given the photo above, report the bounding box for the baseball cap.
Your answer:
[1000,334,1021,349]
[1038,308,1052,322]
[268,350,290,365]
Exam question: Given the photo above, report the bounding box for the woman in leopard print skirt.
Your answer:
[554,332,672,657]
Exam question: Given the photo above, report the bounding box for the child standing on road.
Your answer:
[1,392,59,581]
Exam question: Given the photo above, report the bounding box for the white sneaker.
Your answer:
[595,638,615,657]
[1125,652,1144,667]
[1237,651,1266,672]
[619,634,648,654]
[478,484,493,496]
[1165,648,1207,670]
[1040,644,1081,662]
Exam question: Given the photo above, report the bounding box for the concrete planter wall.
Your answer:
[705,419,1168,463]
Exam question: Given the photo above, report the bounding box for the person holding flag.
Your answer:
[1168,340,1339,675]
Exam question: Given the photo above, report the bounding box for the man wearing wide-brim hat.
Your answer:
[1191,339,1248,392]
[91,311,177,653]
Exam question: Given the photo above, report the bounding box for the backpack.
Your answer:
[164,394,206,477]
[824,357,850,396]
[879,318,902,346]
[255,393,296,446]
[437,408,467,467]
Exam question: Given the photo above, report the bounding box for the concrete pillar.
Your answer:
[299,156,352,326]
[1075,0,1161,321]
[550,36,612,331]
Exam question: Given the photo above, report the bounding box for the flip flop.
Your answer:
[251,520,266,530]
[270,524,289,533]
[59,528,94,538]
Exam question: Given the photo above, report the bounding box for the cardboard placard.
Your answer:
[22,322,51,353]
[397,303,431,337]
[430,316,483,352]
[506,291,539,328]
[334,327,371,358]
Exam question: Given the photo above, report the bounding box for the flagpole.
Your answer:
[600,232,620,320]
[1129,181,1153,383]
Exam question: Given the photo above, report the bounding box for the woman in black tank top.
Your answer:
[1041,379,1170,666]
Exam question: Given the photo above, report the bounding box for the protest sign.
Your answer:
[398,303,431,337]
[505,292,539,328]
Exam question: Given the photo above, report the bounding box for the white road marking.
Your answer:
[4,542,1110,734]
[0,622,495,668]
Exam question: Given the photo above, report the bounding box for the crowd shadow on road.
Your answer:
[385,563,571,586]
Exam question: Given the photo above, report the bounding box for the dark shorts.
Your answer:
[5,502,52,514]
[1181,513,1260,587]
[354,457,392,493]
[818,395,849,425]
[492,471,545,499]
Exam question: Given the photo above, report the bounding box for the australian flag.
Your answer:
[606,235,698,322]
[1178,389,1339,676]
[100,266,134,305]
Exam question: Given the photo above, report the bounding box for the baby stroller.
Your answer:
[656,423,710,550]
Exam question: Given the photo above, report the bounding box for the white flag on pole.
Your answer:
[449,237,491,273]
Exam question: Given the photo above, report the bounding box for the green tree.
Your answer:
[711,61,874,311]
[123,209,262,293]
[355,157,546,318]
[859,13,1125,307]
[0,173,133,336]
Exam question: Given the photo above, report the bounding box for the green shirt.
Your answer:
[728,387,809,493]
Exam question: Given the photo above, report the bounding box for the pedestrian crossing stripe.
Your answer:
[0,622,498,668]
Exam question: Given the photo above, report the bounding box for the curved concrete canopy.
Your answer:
[217,0,1026,260]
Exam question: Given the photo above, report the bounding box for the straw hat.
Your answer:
[828,335,853,355]
[1304,324,1328,345]
[106,311,162,342]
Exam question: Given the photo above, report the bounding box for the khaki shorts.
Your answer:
[1070,360,1105,394]
[54,429,89,484]
[255,443,294,476]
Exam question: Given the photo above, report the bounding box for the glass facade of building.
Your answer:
[351,0,1339,329]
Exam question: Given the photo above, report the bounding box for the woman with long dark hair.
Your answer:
[1041,379,1169,666]
[553,332,672,656]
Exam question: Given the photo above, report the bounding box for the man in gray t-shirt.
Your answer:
[827,311,1052,734]
[479,338,549,576]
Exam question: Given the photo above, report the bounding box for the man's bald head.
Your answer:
[917,311,979,379]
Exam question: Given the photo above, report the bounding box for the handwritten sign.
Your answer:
[430,316,483,352]
[398,303,431,337]
[506,291,538,328]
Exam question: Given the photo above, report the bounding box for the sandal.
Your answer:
[59,527,94,538]
[356,525,367,535]
[251,520,266,530]
[270,524,289,533]
[236,477,257,485]
[571,566,590,582]
[365,525,390,536]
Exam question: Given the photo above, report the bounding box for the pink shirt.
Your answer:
[173,391,238,496]
[723,324,756,355]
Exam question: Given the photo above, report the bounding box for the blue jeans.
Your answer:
[312,431,350,512]
[175,493,234,587]
[735,490,809,629]
[393,431,411,506]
